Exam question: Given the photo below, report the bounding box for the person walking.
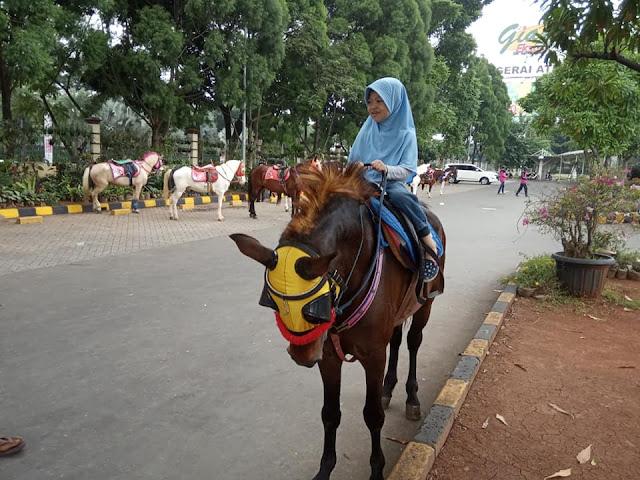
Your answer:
[515,167,528,197]
[497,167,507,194]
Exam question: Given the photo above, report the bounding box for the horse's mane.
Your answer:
[285,163,376,236]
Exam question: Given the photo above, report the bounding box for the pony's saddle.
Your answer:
[368,197,444,299]
[108,160,140,185]
[265,166,289,182]
[191,164,219,183]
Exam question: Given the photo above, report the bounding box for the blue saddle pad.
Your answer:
[368,197,443,265]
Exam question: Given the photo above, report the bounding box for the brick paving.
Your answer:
[0,201,290,276]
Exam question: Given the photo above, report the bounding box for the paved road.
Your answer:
[1,180,636,480]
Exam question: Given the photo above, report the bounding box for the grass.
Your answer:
[602,288,640,309]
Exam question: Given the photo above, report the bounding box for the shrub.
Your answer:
[502,254,560,291]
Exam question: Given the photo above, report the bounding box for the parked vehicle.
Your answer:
[444,163,499,185]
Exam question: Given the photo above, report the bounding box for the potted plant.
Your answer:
[522,175,639,297]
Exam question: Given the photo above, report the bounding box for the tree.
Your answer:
[519,59,640,165]
[468,59,511,165]
[0,0,61,156]
[536,0,640,73]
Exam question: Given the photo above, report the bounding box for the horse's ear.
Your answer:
[296,253,337,280]
[230,234,277,269]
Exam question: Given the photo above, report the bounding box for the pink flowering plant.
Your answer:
[522,175,639,259]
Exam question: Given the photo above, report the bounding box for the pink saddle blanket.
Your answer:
[265,166,290,181]
[109,161,140,180]
[191,164,219,183]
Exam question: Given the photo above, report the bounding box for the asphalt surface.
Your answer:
[1,180,637,480]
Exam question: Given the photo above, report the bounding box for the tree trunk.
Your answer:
[0,46,15,158]
[221,105,233,144]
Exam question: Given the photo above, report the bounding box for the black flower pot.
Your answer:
[551,252,615,298]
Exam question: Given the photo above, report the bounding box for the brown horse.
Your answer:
[231,163,446,480]
[248,164,303,218]
[420,166,457,197]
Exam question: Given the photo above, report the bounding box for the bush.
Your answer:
[502,254,560,292]
[616,250,640,271]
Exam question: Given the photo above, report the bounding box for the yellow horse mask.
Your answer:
[260,244,340,345]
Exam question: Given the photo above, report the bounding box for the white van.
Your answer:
[444,163,499,185]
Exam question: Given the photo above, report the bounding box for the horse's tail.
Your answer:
[82,166,92,202]
[162,169,173,200]
[247,169,253,201]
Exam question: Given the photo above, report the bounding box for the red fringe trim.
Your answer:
[275,310,335,345]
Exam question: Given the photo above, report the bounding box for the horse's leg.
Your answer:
[404,299,434,421]
[170,188,185,220]
[92,182,107,213]
[440,180,445,195]
[313,351,343,480]
[361,351,387,480]
[216,194,224,221]
[427,183,432,198]
[382,325,403,408]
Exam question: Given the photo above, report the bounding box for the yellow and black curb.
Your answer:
[388,283,517,480]
[0,193,249,220]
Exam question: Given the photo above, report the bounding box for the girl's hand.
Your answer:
[370,159,388,173]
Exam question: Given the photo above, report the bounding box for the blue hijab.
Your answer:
[348,77,418,182]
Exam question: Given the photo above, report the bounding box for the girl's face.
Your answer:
[367,90,389,123]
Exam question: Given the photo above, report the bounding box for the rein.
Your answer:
[329,170,387,362]
[137,155,161,175]
[217,161,243,184]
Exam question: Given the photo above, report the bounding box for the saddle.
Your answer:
[368,197,444,303]
[191,164,219,183]
[108,160,140,186]
[265,166,289,182]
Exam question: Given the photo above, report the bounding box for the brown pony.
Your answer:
[420,166,457,197]
[248,164,303,218]
[231,163,446,480]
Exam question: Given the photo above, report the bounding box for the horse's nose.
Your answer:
[287,345,321,368]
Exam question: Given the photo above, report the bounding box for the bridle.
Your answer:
[217,161,245,183]
[137,155,163,175]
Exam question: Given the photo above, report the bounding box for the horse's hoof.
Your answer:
[250,214,257,219]
[406,404,421,421]
[381,395,391,410]
[132,210,140,214]
[218,217,224,222]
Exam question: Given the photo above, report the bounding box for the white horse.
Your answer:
[162,159,246,221]
[82,152,163,213]
[408,163,431,194]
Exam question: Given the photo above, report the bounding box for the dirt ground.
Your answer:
[428,278,640,480]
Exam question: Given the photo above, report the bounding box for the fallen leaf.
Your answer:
[482,417,489,429]
[495,414,509,426]
[618,365,636,369]
[548,402,575,419]
[543,468,572,479]
[576,444,592,464]
[591,459,597,466]
[587,314,605,322]
[624,295,632,301]
[383,436,409,445]
[514,363,528,371]
[624,307,632,312]
[384,437,409,445]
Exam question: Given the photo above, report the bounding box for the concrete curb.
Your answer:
[0,192,249,219]
[387,283,518,480]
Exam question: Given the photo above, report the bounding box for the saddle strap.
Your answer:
[330,331,356,363]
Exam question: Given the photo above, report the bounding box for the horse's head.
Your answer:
[231,163,376,367]
[230,233,338,367]
[235,162,247,185]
